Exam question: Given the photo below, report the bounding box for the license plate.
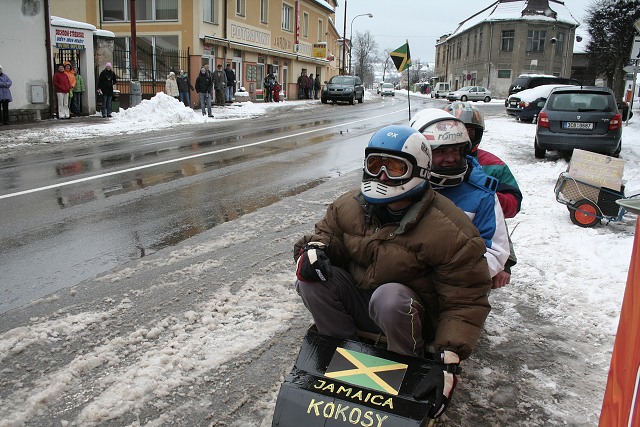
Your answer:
[563,121,594,130]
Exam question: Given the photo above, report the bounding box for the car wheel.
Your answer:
[435,94,439,99]
[534,138,546,159]
[349,95,354,105]
[358,94,363,103]
[483,96,491,102]
[321,97,327,104]
[570,199,601,228]
[461,95,468,102]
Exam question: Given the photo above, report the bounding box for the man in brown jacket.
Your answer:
[294,125,492,418]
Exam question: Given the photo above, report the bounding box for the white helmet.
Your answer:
[410,108,471,187]
[361,125,432,204]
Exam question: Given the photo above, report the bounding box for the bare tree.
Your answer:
[586,0,640,99]
[352,30,379,86]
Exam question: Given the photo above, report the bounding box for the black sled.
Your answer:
[272,326,438,427]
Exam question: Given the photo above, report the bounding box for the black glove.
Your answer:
[413,351,461,418]
[296,242,332,282]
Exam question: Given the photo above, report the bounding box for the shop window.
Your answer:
[497,70,511,79]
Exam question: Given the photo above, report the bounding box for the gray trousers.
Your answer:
[296,267,425,357]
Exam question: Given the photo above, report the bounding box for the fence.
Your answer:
[106,44,190,108]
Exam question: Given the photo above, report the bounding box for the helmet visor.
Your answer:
[365,153,413,180]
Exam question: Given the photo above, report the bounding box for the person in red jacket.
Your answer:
[272,81,281,102]
[52,64,71,119]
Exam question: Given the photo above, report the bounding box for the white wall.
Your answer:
[0,0,50,113]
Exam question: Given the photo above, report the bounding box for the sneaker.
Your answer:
[107,115,112,118]
[208,115,214,118]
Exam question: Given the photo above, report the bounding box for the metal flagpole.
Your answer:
[407,40,411,121]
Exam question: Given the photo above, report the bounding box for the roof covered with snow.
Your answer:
[448,0,580,39]
[51,16,97,31]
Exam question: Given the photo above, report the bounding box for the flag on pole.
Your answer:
[390,41,412,72]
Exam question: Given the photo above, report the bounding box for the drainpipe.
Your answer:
[44,0,54,119]
[487,22,493,90]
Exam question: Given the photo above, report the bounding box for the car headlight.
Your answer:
[343,88,353,93]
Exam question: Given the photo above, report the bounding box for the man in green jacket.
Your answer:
[294,125,492,418]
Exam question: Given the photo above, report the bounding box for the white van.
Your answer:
[431,82,450,99]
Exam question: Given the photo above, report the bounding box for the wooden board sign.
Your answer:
[568,149,624,191]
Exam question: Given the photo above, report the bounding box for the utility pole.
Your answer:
[341,0,347,75]
[129,0,142,107]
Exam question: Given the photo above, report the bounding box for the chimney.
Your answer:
[521,0,557,19]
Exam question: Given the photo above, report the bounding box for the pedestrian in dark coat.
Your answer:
[177,69,194,107]
[212,64,227,106]
[195,67,213,117]
[314,74,321,99]
[264,72,275,102]
[224,64,236,103]
[98,62,118,118]
[0,65,12,125]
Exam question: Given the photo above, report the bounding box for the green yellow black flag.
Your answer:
[324,347,408,395]
[390,41,412,72]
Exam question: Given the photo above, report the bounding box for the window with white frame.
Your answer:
[302,12,309,38]
[260,0,269,23]
[102,0,177,21]
[204,0,217,23]
[236,0,245,17]
[526,30,546,52]
[317,19,323,41]
[135,0,178,21]
[282,3,293,32]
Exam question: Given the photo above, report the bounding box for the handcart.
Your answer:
[554,172,639,227]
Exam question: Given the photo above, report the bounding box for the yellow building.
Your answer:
[52,0,341,102]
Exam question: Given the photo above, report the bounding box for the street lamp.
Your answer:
[349,13,373,75]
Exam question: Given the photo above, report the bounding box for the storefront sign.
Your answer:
[313,43,327,58]
[54,27,87,50]
[229,20,271,48]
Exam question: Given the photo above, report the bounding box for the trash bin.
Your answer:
[111,90,120,113]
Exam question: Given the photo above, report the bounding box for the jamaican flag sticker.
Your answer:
[324,348,408,395]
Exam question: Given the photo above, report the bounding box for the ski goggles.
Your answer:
[364,153,413,180]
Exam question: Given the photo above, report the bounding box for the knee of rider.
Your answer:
[369,283,407,317]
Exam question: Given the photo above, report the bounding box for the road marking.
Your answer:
[0,110,404,200]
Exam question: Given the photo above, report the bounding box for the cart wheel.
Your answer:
[570,199,601,227]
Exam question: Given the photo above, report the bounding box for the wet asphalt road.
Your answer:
[0,95,506,314]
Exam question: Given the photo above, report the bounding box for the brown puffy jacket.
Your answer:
[294,187,492,359]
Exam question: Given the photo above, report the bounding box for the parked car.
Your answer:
[507,74,581,106]
[321,75,364,105]
[380,83,395,96]
[446,86,491,102]
[534,86,622,159]
[430,82,450,98]
[506,84,571,122]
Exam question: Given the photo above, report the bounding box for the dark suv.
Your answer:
[506,74,581,106]
[534,86,622,158]
[321,75,364,105]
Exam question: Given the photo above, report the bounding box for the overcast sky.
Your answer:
[334,0,593,64]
